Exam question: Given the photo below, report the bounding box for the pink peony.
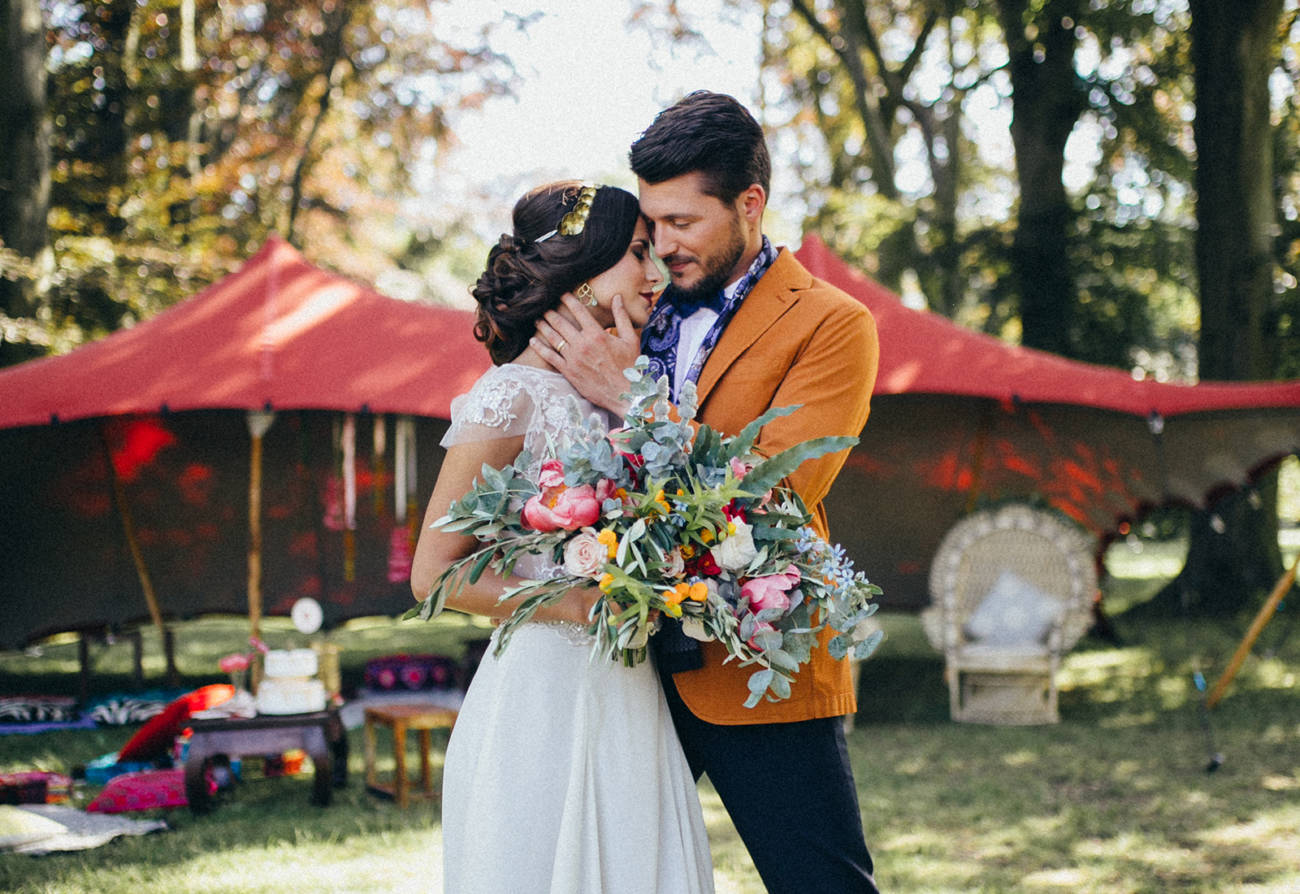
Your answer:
[536,459,565,490]
[741,564,802,614]
[523,484,604,532]
[594,478,616,504]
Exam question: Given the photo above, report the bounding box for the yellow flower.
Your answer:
[598,573,615,593]
[680,544,696,559]
[597,528,618,559]
[687,581,709,603]
[699,528,715,544]
[661,583,689,619]
[653,489,670,514]
[726,521,737,536]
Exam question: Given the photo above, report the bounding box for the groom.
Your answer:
[534,91,881,893]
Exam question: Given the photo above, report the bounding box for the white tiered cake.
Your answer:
[256,649,327,715]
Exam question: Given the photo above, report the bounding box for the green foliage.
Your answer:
[3,598,1300,893]
[5,0,519,365]
[704,0,1299,377]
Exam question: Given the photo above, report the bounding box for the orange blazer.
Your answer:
[671,247,879,725]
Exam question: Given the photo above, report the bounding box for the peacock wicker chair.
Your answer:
[920,503,1097,724]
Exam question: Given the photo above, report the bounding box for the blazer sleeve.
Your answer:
[752,290,879,513]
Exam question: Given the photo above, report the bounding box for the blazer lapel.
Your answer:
[695,248,812,404]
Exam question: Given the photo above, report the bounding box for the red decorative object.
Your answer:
[86,768,188,813]
[116,685,234,763]
[363,654,460,692]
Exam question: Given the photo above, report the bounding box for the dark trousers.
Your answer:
[662,673,880,894]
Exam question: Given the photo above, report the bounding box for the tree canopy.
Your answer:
[2,0,518,362]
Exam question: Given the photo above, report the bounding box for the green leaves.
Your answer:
[741,435,859,497]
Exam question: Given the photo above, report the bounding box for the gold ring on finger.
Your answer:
[555,339,567,352]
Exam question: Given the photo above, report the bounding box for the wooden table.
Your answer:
[184,708,348,813]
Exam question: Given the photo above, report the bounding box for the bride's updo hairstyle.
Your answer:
[472,181,640,363]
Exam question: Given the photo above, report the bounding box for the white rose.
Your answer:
[563,530,607,579]
[712,519,757,571]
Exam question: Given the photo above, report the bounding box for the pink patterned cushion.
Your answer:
[86,769,187,813]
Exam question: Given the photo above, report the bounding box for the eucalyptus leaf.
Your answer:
[742,435,859,495]
[731,405,799,456]
[853,629,884,659]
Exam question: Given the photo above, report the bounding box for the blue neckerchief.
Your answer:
[643,236,778,675]
[642,237,778,400]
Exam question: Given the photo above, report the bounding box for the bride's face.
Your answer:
[585,219,661,328]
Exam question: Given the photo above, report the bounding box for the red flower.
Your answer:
[686,551,721,578]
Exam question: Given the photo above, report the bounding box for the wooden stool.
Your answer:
[363,704,458,808]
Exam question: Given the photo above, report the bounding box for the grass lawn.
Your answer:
[1,539,1297,893]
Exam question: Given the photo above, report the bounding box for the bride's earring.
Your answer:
[575,282,597,307]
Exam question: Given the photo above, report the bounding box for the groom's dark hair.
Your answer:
[629,91,770,203]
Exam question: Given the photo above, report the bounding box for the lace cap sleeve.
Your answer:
[440,366,542,448]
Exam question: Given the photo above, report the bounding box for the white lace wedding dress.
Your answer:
[438,363,714,894]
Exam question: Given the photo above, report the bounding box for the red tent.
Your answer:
[796,235,1299,416]
[2,235,1298,651]
[796,235,1300,607]
[0,236,487,427]
[0,238,491,649]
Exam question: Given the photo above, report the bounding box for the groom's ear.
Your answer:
[737,184,766,224]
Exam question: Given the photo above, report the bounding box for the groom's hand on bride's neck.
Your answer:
[532,293,639,416]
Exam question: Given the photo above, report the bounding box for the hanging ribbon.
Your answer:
[388,416,417,583]
[403,417,419,544]
[395,416,417,524]
[322,417,344,531]
[342,413,356,582]
[372,415,387,517]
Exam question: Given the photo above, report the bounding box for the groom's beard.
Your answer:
[662,214,747,308]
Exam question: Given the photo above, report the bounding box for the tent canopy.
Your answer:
[0,236,490,429]
[795,235,1300,417]
[5,233,1293,431]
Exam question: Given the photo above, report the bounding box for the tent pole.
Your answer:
[99,426,177,688]
[246,410,276,688]
[248,430,264,670]
[1206,551,1298,709]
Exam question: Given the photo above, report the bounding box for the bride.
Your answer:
[410,182,714,893]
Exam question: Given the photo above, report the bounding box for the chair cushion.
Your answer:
[963,571,1063,646]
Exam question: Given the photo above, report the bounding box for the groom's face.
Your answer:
[637,172,747,303]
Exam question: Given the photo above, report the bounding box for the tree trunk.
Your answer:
[0,0,51,366]
[995,0,1086,356]
[1170,0,1286,615]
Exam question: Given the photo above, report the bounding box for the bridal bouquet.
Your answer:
[406,358,882,707]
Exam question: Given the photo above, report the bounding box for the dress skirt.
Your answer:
[441,622,714,893]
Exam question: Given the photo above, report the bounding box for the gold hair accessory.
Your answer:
[535,185,598,242]
[574,282,597,306]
